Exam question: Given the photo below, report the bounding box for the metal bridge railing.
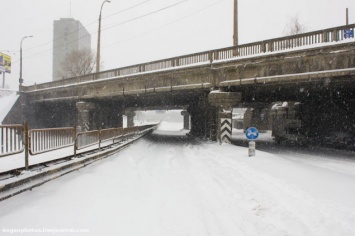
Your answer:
[0,125,24,157]
[29,127,75,155]
[22,24,355,92]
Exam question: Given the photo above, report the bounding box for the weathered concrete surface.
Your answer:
[3,42,355,140]
[208,91,242,109]
[21,42,355,106]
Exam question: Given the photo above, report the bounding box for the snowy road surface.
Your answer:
[0,133,354,235]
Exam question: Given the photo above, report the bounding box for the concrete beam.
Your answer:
[208,91,242,110]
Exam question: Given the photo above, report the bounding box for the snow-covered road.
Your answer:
[0,132,354,236]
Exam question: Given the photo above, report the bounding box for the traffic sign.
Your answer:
[246,127,259,140]
[344,29,354,39]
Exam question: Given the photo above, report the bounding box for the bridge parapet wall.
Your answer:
[22,24,355,93]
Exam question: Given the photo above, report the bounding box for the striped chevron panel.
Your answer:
[220,118,232,143]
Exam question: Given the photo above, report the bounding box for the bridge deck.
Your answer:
[22,24,355,93]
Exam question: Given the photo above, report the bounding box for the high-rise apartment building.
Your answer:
[52,18,91,81]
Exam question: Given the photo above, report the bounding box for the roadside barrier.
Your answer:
[0,125,24,157]
[29,127,75,155]
[0,123,156,171]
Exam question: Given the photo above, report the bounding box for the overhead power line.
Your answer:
[101,0,188,32]
[102,0,225,49]
[14,0,187,64]
[22,0,155,53]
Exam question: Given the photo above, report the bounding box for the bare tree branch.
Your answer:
[283,15,307,36]
[59,48,96,79]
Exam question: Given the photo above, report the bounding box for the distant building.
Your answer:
[52,18,91,81]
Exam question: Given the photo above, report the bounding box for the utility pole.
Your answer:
[346,8,349,25]
[96,0,111,73]
[19,35,33,86]
[233,0,238,46]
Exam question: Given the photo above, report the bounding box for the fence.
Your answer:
[0,124,156,171]
[0,125,24,157]
[29,127,75,155]
[75,130,100,151]
[100,127,124,144]
[23,24,355,92]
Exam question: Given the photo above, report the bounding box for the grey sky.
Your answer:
[0,0,354,89]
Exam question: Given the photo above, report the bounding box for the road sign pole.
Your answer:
[248,141,256,157]
[245,127,259,157]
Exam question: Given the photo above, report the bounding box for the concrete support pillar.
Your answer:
[181,111,190,130]
[125,111,136,127]
[208,91,242,144]
[76,102,96,132]
[188,95,217,140]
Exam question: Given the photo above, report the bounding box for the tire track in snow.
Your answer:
[179,144,305,236]
[193,143,355,236]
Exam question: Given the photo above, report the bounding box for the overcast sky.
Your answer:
[0,0,354,89]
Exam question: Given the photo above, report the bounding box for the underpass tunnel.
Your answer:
[126,109,189,131]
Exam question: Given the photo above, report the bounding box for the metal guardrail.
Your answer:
[100,127,124,143]
[0,125,24,157]
[22,24,355,92]
[123,127,139,140]
[29,127,75,155]
[75,126,144,151]
[1,123,157,172]
[75,130,100,151]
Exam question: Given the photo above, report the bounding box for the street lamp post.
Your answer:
[233,0,238,46]
[19,35,33,86]
[96,0,111,73]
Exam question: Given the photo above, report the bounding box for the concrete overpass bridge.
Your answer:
[4,24,355,142]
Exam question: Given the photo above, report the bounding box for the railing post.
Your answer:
[323,31,327,43]
[268,42,273,52]
[214,51,219,60]
[99,130,101,150]
[332,29,338,42]
[261,42,266,53]
[232,46,239,57]
[24,122,29,171]
[208,52,213,63]
[73,126,77,158]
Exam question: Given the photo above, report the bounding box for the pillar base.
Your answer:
[76,102,96,132]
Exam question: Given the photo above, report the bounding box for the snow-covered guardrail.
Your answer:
[100,127,124,143]
[75,130,100,151]
[0,125,25,157]
[29,127,75,155]
[0,124,157,172]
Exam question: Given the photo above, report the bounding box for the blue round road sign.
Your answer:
[246,127,259,140]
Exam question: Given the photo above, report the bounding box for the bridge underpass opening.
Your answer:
[127,109,191,142]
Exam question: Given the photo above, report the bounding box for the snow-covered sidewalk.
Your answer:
[0,136,354,236]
